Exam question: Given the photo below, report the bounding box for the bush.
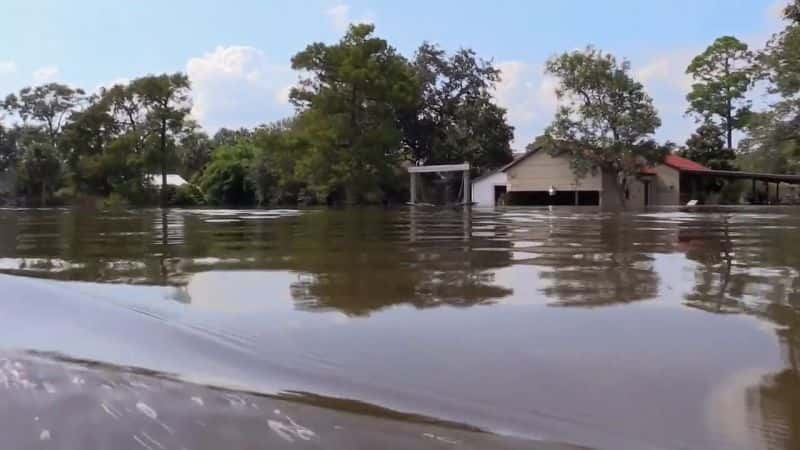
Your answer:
[171,184,205,207]
[197,143,257,205]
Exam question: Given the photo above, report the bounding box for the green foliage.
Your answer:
[15,138,62,204]
[170,184,205,207]
[680,124,736,170]
[686,36,753,150]
[742,2,800,173]
[129,73,192,206]
[176,123,212,180]
[249,119,308,205]
[198,143,257,205]
[402,43,514,170]
[290,24,418,204]
[543,46,664,191]
[2,83,86,145]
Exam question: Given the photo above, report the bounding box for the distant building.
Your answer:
[471,148,711,208]
[145,174,189,188]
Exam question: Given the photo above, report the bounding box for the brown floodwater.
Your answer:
[0,205,798,450]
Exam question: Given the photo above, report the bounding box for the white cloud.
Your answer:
[494,61,559,148]
[186,45,294,131]
[326,3,374,32]
[632,51,697,144]
[0,61,16,75]
[327,4,351,31]
[32,66,59,84]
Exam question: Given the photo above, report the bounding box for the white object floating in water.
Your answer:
[191,396,204,406]
[136,402,158,420]
[40,430,51,441]
[686,199,698,206]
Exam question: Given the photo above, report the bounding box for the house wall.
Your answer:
[506,151,602,192]
[600,172,644,209]
[652,165,680,205]
[472,172,507,207]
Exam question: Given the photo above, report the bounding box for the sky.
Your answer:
[0,0,789,148]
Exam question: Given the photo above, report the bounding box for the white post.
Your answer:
[463,169,471,204]
[410,173,417,204]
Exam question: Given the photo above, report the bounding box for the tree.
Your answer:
[249,118,308,205]
[543,47,664,206]
[402,43,514,170]
[16,138,61,204]
[129,73,192,206]
[290,24,418,203]
[0,124,21,173]
[742,1,800,173]
[211,128,253,148]
[176,122,212,180]
[2,83,86,145]
[681,124,736,170]
[686,36,753,150]
[198,143,257,205]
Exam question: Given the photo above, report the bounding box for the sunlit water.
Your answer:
[0,206,798,450]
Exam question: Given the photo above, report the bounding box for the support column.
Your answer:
[764,180,769,204]
[777,182,781,204]
[574,190,579,206]
[410,173,417,204]
[752,179,757,204]
[463,169,471,205]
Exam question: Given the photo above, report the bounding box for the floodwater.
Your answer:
[0,206,798,450]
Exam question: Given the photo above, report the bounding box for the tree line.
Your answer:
[0,25,514,207]
[1,1,799,207]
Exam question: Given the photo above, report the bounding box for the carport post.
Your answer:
[777,182,780,203]
[752,179,756,203]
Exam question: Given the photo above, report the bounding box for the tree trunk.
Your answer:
[160,120,168,208]
[726,97,733,150]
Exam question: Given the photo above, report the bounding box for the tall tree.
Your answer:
[686,36,753,150]
[680,123,736,171]
[290,24,418,203]
[543,47,664,207]
[402,43,514,170]
[741,0,800,173]
[129,73,192,206]
[2,83,86,146]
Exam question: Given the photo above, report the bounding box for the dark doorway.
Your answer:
[494,185,507,205]
[507,190,600,206]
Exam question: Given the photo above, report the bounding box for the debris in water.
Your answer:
[136,402,157,420]
[191,396,204,406]
[40,429,51,441]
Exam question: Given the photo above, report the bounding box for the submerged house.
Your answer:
[471,148,711,208]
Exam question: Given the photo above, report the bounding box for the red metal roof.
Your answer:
[663,154,708,172]
[639,154,708,175]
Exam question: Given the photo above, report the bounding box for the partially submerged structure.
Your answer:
[471,148,800,207]
[145,174,189,188]
[407,163,471,205]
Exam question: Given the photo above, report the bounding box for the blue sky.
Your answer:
[0,0,787,147]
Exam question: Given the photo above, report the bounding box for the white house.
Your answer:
[471,171,507,207]
[145,174,189,188]
[472,148,710,208]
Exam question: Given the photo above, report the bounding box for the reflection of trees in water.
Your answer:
[286,209,515,316]
[679,214,800,449]
[745,369,800,450]
[531,216,661,307]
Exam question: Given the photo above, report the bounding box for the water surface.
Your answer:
[0,206,798,450]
